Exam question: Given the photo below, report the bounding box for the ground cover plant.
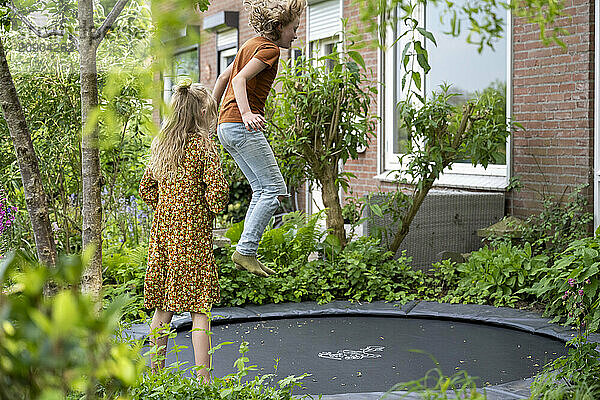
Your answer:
[528,254,600,400]
[217,211,441,306]
[435,242,549,307]
[127,338,309,400]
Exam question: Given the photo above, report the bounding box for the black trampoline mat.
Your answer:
[154,316,568,395]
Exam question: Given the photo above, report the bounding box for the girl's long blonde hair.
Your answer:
[149,82,217,181]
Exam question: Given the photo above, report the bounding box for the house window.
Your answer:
[219,47,237,75]
[163,47,199,104]
[216,28,238,75]
[310,36,340,68]
[383,1,511,189]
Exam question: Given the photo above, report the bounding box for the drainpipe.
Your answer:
[595,0,599,232]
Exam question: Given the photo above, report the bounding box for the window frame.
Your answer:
[380,4,512,190]
[218,46,237,76]
[163,45,199,104]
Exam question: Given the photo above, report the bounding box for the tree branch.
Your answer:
[8,1,79,48]
[94,0,129,42]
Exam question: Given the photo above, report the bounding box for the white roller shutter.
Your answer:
[217,28,238,49]
[308,0,341,42]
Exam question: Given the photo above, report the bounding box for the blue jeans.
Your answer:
[217,122,287,256]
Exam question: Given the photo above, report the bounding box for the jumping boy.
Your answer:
[212,0,305,277]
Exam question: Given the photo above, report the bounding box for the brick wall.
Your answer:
[509,0,594,217]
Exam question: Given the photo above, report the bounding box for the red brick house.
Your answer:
[163,0,598,235]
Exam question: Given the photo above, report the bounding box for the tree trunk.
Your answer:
[389,181,434,254]
[0,36,57,269]
[388,105,475,254]
[78,0,103,301]
[320,166,347,248]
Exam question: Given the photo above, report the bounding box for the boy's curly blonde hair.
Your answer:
[244,0,306,41]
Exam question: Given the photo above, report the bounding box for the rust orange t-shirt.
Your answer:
[218,36,280,124]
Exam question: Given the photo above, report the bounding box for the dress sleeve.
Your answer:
[139,166,159,209]
[202,146,230,214]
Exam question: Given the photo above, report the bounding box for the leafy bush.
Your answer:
[216,145,252,227]
[217,212,438,306]
[436,242,549,307]
[0,250,145,400]
[531,359,600,400]
[257,211,325,268]
[0,69,156,255]
[490,185,593,260]
[524,236,600,333]
[523,185,593,259]
[126,340,309,400]
[102,243,150,323]
[530,280,600,400]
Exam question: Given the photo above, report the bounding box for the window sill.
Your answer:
[374,169,509,191]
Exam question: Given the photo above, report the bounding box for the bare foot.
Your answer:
[197,372,211,384]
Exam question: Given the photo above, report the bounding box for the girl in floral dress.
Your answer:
[139,82,229,383]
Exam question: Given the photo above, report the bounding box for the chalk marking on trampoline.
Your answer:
[318,345,385,360]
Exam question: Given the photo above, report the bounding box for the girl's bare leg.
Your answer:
[191,311,211,383]
[149,308,174,372]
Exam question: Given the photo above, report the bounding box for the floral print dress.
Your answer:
[139,135,229,314]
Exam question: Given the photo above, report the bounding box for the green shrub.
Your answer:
[0,251,145,400]
[490,185,593,261]
[531,369,600,400]
[524,236,600,333]
[217,226,437,307]
[437,242,549,307]
[125,340,309,400]
[102,243,150,323]
[530,332,600,400]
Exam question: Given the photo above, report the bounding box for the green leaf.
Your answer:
[401,47,411,70]
[370,203,384,218]
[225,221,244,244]
[347,50,366,70]
[416,27,437,46]
[413,41,430,74]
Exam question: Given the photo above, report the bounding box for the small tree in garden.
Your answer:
[267,42,377,248]
[0,3,57,270]
[382,86,511,254]
[350,0,567,254]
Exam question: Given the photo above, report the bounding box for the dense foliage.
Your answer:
[125,340,308,400]
[1,0,598,398]
[436,243,549,307]
[0,251,145,400]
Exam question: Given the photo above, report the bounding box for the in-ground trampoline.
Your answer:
[127,301,600,400]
